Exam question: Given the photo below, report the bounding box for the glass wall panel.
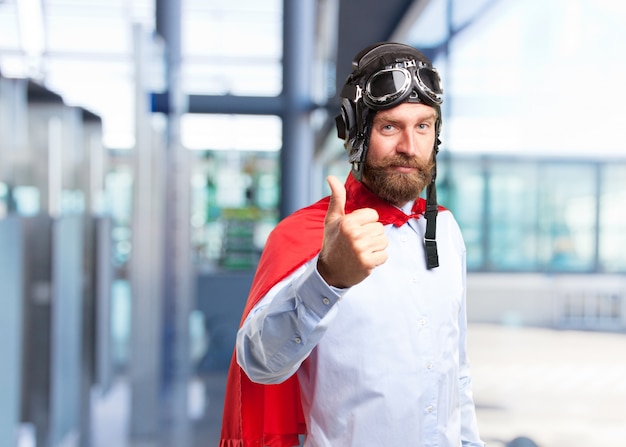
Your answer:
[191,149,279,271]
[487,160,539,271]
[105,165,133,271]
[537,163,596,272]
[599,163,626,272]
[0,182,7,217]
[437,156,617,273]
[438,156,485,270]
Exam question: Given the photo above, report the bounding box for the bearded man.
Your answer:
[220,42,485,447]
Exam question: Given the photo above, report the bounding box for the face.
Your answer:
[362,102,437,206]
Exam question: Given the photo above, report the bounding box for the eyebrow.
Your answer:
[422,112,438,122]
[374,111,437,125]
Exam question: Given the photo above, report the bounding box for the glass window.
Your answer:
[181,0,282,97]
[181,114,281,151]
[190,149,279,271]
[0,182,6,218]
[438,156,485,270]
[599,163,626,272]
[105,165,134,269]
[487,160,539,271]
[537,163,597,272]
[437,157,623,274]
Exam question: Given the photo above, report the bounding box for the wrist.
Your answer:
[316,255,346,289]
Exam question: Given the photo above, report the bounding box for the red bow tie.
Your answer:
[344,173,425,227]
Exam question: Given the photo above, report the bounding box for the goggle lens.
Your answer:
[364,63,443,109]
[368,70,409,103]
[416,68,443,100]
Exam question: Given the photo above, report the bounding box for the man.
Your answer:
[220,42,484,447]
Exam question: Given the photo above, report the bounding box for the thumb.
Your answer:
[325,175,346,222]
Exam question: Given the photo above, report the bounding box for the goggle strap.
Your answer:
[340,83,360,102]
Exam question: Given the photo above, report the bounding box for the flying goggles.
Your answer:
[362,59,443,110]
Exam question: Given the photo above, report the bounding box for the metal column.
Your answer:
[129,24,164,439]
[158,0,194,444]
[280,0,317,218]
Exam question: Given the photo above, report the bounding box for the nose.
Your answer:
[396,128,420,157]
[396,127,433,161]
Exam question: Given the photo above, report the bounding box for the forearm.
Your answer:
[237,257,345,384]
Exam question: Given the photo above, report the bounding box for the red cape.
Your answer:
[219,174,439,447]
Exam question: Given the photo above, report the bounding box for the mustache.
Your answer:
[366,154,434,172]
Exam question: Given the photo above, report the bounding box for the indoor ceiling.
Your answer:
[1,0,284,149]
[1,0,526,153]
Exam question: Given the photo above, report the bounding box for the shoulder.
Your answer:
[436,206,461,232]
[268,196,329,243]
[242,197,330,319]
[435,207,465,254]
[260,197,330,269]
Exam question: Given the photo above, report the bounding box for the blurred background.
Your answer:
[1,0,625,446]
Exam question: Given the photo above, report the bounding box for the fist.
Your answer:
[317,176,389,288]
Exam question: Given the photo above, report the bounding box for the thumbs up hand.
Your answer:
[317,176,389,289]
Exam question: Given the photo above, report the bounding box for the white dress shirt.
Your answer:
[237,206,485,447]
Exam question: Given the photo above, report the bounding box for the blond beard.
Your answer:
[362,154,434,206]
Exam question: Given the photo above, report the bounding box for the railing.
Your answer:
[554,277,626,331]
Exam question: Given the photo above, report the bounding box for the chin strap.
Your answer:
[424,180,439,269]
[424,139,440,269]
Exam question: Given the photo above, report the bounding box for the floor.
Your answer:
[90,323,626,447]
[468,324,626,447]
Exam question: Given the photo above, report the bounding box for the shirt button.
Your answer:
[419,319,427,326]
[426,362,433,370]
[322,297,330,305]
[294,337,302,344]
[400,236,407,243]
[426,405,435,413]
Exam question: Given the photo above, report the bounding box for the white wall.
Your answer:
[467,273,626,330]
